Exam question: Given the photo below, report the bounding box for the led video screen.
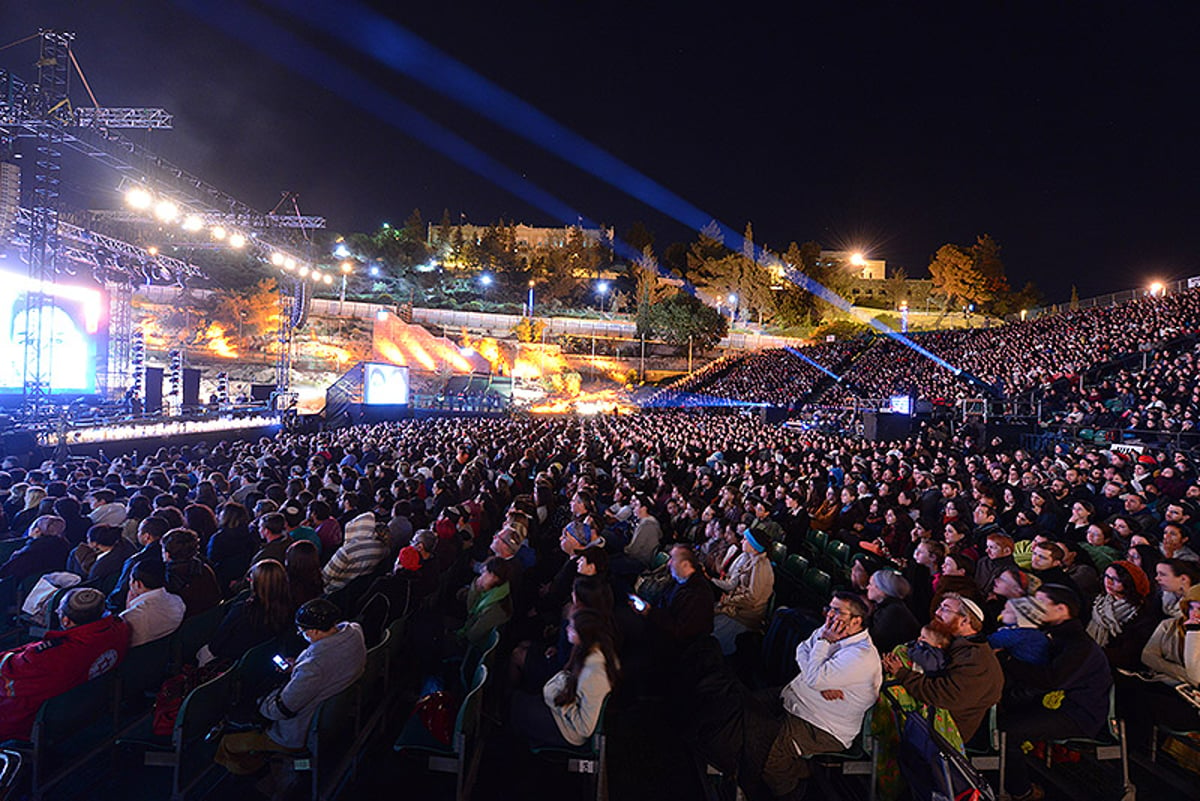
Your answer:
[0,269,106,394]
[363,362,410,405]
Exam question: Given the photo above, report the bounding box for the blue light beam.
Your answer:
[261,0,967,378]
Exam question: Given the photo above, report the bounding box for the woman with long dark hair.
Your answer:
[512,607,619,747]
[285,540,324,606]
[200,559,295,664]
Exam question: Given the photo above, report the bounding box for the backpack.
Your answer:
[152,661,231,736]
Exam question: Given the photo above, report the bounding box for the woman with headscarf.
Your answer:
[1086,560,1160,671]
[867,569,920,654]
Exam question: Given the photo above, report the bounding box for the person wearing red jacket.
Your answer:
[0,587,130,741]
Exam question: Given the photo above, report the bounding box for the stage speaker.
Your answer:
[0,162,19,242]
[182,368,201,407]
[250,384,274,402]
[863,411,912,442]
[144,367,163,414]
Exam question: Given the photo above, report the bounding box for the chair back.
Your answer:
[355,592,391,649]
[461,628,500,691]
[118,636,173,712]
[455,664,488,744]
[32,671,118,780]
[174,667,238,791]
[171,604,225,671]
[768,541,787,566]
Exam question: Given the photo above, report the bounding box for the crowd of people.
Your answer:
[651,343,865,408]
[0,406,1196,798]
[679,289,1200,446]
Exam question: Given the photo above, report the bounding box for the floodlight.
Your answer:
[211,226,226,240]
[182,214,204,232]
[284,258,296,270]
[125,187,153,210]
[229,232,246,249]
[298,266,310,278]
[153,199,179,223]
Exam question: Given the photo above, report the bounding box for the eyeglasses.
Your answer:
[822,605,861,620]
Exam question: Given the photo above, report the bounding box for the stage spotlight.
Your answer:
[284,257,296,270]
[229,232,247,249]
[153,199,179,223]
[323,273,334,284]
[298,266,310,278]
[147,246,159,256]
[271,252,285,266]
[182,214,204,232]
[125,187,153,210]
[211,226,226,240]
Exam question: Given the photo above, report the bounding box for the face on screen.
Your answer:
[364,363,408,405]
[4,301,93,392]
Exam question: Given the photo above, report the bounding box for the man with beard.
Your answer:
[881,592,1004,741]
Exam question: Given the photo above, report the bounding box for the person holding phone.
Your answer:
[215,598,365,775]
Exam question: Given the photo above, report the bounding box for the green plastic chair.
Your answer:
[767,541,788,566]
[29,671,118,800]
[807,530,829,558]
[1046,686,1134,801]
[783,553,809,580]
[117,664,238,801]
[825,539,852,567]
[170,604,225,672]
[811,706,878,801]
[650,551,670,570]
[394,664,488,801]
[117,636,173,721]
[294,676,363,801]
[531,693,611,801]
[801,568,832,605]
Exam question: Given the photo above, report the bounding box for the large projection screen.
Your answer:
[363,362,410,405]
[0,269,106,394]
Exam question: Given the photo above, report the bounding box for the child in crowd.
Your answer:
[988,596,1051,665]
[906,624,952,675]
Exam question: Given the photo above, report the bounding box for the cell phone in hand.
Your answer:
[628,593,648,612]
[272,654,290,671]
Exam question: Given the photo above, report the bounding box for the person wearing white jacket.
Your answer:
[712,529,775,655]
[512,608,618,747]
[762,591,882,797]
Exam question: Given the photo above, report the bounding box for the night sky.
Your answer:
[3,1,1198,302]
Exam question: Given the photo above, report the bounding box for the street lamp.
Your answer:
[728,293,738,323]
[339,260,353,309]
[1148,281,1165,297]
[899,300,909,333]
[528,280,535,318]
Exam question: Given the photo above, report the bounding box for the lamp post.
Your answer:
[899,300,909,333]
[527,280,535,318]
[597,281,609,314]
[339,260,353,312]
[728,293,738,324]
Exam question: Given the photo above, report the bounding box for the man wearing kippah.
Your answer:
[0,587,130,740]
[880,592,1004,743]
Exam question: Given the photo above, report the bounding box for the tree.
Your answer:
[646,290,729,350]
[1069,285,1080,311]
[434,209,454,263]
[624,221,655,256]
[685,220,728,285]
[634,246,670,337]
[928,243,988,308]
[778,240,851,324]
[883,266,910,308]
[928,234,1012,310]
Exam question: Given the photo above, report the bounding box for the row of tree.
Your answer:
[184,207,1041,339]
